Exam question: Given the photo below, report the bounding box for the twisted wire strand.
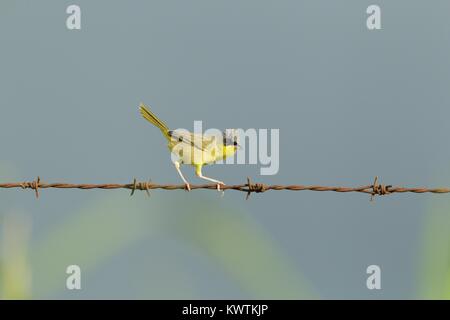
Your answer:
[1,176,450,200]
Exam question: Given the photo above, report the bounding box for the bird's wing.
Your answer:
[170,131,217,152]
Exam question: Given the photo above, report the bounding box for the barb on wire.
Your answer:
[1,176,450,200]
[370,176,392,202]
[130,178,152,197]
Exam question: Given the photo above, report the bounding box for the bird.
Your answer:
[139,103,240,191]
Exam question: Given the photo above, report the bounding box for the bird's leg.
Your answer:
[174,161,191,191]
[195,165,225,191]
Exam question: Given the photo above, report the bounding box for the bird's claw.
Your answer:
[216,182,225,192]
[184,183,191,191]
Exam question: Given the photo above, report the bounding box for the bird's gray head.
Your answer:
[223,129,240,148]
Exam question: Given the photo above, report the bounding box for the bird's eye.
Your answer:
[178,136,183,142]
[233,141,238,146]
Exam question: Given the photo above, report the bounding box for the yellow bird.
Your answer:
[139,103,239,191]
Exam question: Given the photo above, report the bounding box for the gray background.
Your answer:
[1,0,450,299]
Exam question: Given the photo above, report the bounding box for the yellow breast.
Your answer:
[169,142,237,166]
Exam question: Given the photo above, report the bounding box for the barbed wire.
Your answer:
[1,176,450,200]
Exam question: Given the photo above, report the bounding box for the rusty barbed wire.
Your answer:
[1,176,450,200]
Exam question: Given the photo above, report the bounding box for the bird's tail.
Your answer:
[139,103,171,140]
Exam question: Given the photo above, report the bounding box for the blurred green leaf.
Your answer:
[164,198,316,299]
[0,211,32,299]
[30,194,161,298]
[419,197,450,299]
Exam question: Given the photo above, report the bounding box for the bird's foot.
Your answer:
[216,182,225,192]
[184,183,191,191]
